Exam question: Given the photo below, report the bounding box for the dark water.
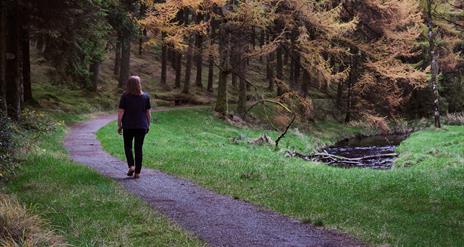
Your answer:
[321,134,408,169]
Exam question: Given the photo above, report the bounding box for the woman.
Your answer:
[117,76,151,179]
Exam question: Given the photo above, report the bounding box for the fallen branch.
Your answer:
[285,150,398,165]
[310,152,398,161]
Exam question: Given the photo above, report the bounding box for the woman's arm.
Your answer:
[117,108,124,134]
[146,109,151,130]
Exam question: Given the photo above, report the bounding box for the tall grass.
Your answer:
[0,194,67,247]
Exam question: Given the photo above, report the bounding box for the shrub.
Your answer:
[0,108,59,179]
[0,114,16,178]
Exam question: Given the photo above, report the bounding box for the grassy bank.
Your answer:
[98,109,464,246]
[3,114,204,246]
[396,125,464,168]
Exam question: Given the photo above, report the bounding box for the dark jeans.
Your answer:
[123,129,147,174]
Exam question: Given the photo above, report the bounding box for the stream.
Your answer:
[320,134,409,169]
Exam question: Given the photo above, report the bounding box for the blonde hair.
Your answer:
[126,76,143,95]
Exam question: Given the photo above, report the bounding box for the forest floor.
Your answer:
[97,109,464,247]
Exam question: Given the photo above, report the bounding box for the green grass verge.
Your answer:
[4,116,204,246]
[396,125,464,168]
[98,109,464,247]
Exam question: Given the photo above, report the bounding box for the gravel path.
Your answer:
[64,108,363,247]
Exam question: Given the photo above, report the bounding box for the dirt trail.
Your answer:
[64,107,363,247]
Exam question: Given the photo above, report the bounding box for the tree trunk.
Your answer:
[293,53,300,90]
[215,25,230,115]
[183,10,192,94]
[89,61,100,91]
[427,0,441,128]
[231,50,237,88]
[237,53,247,118]
[138,35,143,55]
[283,47,289,65]
[175,51,182,88]
[250,27,256,49]
[195,13,203,88]
[345,52,357,123]
[118,35,131,88]
[345,79,352,123]
[265,32,274,91]
[336,80,344,109]
[259,29,265,62]
[138,3,146,56]
[5,1,21,119]
[266,52,274,91]
[289,55,294,88]
[183,43,193,94]
[0,0,6,112]
[160,33,167,86]
[207,47,214,92]
[301,69,309,97]
[21,8,31,102]
[168,45,176,70]
[113,35,121,76]
[276,45,283,96]
[207,17,215,92]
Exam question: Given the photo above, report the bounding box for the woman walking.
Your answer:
[117,76,151,179]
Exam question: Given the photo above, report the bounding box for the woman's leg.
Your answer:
[133,129,147,174]
[123,129,135,168]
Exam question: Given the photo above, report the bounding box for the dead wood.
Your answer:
[285,150,398,165]
[249,135,275,146]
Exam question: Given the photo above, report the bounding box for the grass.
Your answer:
[396,126,464,168]
[98,109,464,246]
[3,117,204,246]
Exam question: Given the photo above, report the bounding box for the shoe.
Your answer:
[134,173,140,179]
[127,166,135,176]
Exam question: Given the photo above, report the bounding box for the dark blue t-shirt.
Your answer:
[119,93,151,129]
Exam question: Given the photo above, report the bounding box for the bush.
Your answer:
[0,194,67,247]
[19,109,58,132]
[0,108,59,179]
[0,114,16,178]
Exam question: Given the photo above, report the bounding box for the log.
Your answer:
[310,152,398,162]
[285,150,398,165]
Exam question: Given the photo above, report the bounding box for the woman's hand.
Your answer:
[118,127,123,135]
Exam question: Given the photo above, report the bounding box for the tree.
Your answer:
[5,0,21,119]
[426,0,441,128]
[160,32,168,87]
[141,0,429,122]
[108,1,138,88]
[114,34,121,76]
[0,0,7,113]
[339,0,426,118]
[20,2,31,102]
[195,13,204,88]
[215,24,230,115]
